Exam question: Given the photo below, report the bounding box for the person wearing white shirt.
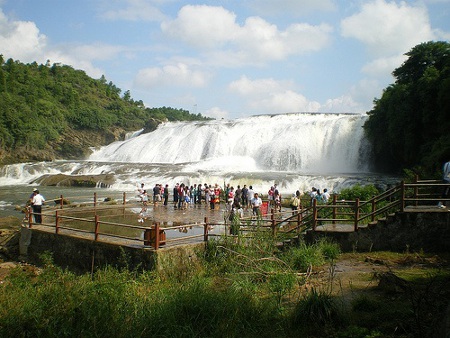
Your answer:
[322,188,331,204]
[31,190,45,224]
[251,193,262,216]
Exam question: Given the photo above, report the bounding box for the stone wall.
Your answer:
[305,211,450,253]
[20,227,206,273]
[21,228,156,273]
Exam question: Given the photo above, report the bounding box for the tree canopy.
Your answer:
[0,57,212,163]
[363,41,450,175]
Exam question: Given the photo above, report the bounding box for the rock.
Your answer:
[33,173,115,188]
[375,271,409,293]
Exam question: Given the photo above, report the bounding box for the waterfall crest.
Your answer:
[89,113,370,174]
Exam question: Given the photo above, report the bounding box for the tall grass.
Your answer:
[0,262,280,337]
[1,236,446,337]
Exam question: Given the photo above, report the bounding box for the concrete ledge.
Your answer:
[24,228,156,273]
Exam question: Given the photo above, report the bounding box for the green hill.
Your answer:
[0,56,211,164]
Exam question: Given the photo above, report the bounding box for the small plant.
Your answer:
[286,242,325,273]
[317,238,341,262]
[291,288,345,335]
[268,272,297,308]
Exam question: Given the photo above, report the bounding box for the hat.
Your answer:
[33,188,37,192]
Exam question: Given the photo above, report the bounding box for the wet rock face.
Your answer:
[34,173,115,188]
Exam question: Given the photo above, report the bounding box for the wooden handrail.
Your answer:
[24,179,450,249]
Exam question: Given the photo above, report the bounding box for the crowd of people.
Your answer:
[137,182,261,213]
[135,181,336,226]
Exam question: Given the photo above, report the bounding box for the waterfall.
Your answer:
[1,112,394,205]
[89,113,371,174]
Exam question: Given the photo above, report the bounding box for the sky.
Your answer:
[0,0,449,119]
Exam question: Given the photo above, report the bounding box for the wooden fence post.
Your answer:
[414,175,419,206]
[371,198,376,222]
[204,217,209,242]
[94,215,99,241]
[94,192,97,208]
[55,210,60,234]
[271,209,276,236]
[400,181,405,212]
[312,198,317,231]
[60,194,64,209]
[354,198,360,232]
[154,222,160,250]
[332,194,337,224]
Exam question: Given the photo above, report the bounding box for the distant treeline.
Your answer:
[363,41,450,176]
[0,55,211,163]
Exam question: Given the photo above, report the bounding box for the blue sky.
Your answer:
[1,0,449,119]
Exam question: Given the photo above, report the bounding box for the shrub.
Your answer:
[291,288,345,335]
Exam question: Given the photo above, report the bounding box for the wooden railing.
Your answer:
[25,177,450,249]
[276,177,449,236]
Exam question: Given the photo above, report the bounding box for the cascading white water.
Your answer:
[1,113,400,217]
[89,113,371,174]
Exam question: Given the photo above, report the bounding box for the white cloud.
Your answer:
[338,0,440,114]
[229,76,321,114]
[0,9,47,61]
[134,62,211,88]
[0,9,119,78]
[205,106,229,119]
[433,28,450,41]
[361,54,406,77]
[247,0,337,16]
[161,5,239,48]
[161,5,332,65]
[100,0,166,22]
[341,0,435,57]
[348,78,389,113]
[320,95,361,113]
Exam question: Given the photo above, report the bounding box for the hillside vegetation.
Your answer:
[363,41,450,176]
[0,55,211,164]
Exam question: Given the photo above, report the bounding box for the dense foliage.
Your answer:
[363,41,450,175]
[0,56,211,163]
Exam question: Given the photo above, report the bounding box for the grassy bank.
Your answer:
[1,233,449,337]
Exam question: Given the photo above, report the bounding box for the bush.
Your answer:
[286,242,326,272]
[291,288,345,335]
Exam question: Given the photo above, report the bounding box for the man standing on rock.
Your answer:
[31,190,45,224]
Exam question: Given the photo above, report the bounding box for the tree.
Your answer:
[364,41,450,175]
[0,57,214,164]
